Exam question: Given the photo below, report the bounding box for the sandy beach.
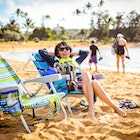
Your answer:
[0,42,140,140]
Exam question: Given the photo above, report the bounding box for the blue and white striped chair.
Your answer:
[31,53,73,113]
[0,56,67,133]
[31,52,105,112]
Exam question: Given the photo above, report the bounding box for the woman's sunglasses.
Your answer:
[58,46,70,51]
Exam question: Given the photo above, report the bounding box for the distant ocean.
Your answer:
[1,47,140,73]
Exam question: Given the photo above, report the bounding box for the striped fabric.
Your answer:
[0,57,65,115]
[32,53,49,76]
[0,59,21,88]
[32,53,69,94]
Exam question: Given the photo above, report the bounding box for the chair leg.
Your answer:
[20,115,31,133]
[59,99,67,119]
[32,108,35,118]
[22,56,37,72]
[65,96,73,114]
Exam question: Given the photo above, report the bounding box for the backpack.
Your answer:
[43,67,68,95]
[111,41,118,55]
[53,62,79,92]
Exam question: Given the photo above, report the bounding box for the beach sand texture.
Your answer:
[0,42,140,140]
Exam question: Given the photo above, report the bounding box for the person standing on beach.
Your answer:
[115,33,130,73]
[89,39,102,72]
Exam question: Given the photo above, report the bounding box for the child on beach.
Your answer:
[39,41,126,118]
[89,39,102,72]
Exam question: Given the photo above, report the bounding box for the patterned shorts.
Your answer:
[89,55,97,63]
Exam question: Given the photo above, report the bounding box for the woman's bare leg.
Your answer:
[82,71,126,117]
[92,79,126,117]
[121,55,125,73]
[116,55,120,72]
[89,63,92,70]
[94,63,98,72]
[82,71,95,117]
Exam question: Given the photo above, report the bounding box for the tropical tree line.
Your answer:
[73,0,140,42]
[0,0,140,43]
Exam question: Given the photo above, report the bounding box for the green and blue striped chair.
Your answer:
[0,56,67,133]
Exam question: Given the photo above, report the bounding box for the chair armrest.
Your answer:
[0,86,19,92]
[21,74,62,97]
[62,74,70,80]
[23,74,62,84]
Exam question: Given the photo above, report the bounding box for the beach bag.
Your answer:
[43,67,68,95]
[111,41,118,55]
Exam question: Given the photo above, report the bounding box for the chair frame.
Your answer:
[0,56,67,133]
[25,53,105,112]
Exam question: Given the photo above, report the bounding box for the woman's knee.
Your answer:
[82,71,92,83]
[82,71,88,77]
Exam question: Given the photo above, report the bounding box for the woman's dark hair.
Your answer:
[54,41,72,58]
[91,40,95,44]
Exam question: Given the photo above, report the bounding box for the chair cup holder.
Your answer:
[9,101,22,117]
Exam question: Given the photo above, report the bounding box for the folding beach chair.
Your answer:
[31,52,104,112]
[31,52,73,113]
[0,56,67,133]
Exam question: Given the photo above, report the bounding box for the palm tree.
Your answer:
[15,8,22,20]
[115,12,124,29]
[78,29,87,41]
[23,18,34,39]
[102,12,114,38]
[0,21,3,29]
[126,10,140,41]
[82,2,92,16]
[90,11,96,29]
[127,10,140,28]
[73,9,82,16]
[3,18,20,41]
[0,21,3,40]
[41,14,51,27]
[85,2,92,10]
[96,0,104,29]
[14,8,22,31]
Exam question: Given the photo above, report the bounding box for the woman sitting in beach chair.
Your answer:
[39,41,126,118]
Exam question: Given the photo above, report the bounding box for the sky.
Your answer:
[0,0,140,30]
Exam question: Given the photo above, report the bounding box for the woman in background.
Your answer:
[115,33,130,73]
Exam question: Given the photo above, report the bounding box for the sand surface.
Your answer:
[0,42,140,140]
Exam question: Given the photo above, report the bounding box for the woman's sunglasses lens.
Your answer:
[59,47,70,51]
[65,46,70,50]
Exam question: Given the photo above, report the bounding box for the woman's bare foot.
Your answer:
[114,107,127,117]
[87,111,95,118]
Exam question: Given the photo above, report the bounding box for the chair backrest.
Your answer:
[32,53,49,76]
[0,58,23,113]
[32,52,69,94]
[0,58,21,88]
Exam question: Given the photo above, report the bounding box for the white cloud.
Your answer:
[104,0,140,17]
[14,0,89,28]
[0,0,140,29]
[6,0,17,15]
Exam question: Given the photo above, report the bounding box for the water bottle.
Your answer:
[7,93,18,106]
